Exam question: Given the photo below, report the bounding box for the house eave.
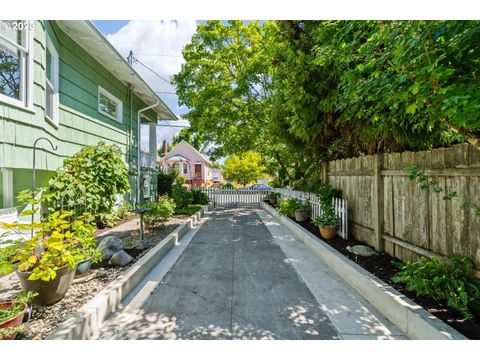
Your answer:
[55,20,177,122]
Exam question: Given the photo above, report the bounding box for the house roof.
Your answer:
[55,21,177,121]
[165,155,190,162]
[164,140,213,167]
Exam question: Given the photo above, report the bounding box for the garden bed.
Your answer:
[0,214,193,340]
[293,216,480,340]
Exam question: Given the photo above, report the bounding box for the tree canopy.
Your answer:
[222,151,266,187]
[173,20,480,188]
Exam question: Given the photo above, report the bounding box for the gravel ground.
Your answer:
[0,214,192,340]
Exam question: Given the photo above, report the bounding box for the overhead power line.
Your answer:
[126,50,172,86]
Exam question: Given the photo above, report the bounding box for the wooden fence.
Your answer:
[323,143,480,269]
[199,187,348,239]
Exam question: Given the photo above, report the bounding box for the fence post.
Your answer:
[322,161,329,184]
[372,154,384,252]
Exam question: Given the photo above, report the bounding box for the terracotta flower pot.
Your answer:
[0,302,28,340]
[319,226,337,240]
[294,208,309,222]
[16,267,76,306]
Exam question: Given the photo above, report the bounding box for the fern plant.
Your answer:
[392,255,480,320]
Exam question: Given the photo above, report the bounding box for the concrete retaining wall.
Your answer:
[261,202,467,340]
[47,205,209,340]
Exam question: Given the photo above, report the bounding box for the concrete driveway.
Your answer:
[96,208,404,340]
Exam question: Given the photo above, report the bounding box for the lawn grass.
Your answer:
[174,204,203,216]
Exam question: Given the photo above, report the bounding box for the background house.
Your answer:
[161,140,221,186]
[0,20,176,218]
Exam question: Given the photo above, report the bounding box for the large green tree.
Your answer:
[174,20,480,188]
[173,20,276,159]
[222,151,266,187]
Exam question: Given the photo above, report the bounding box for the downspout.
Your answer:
[136,100,159,207]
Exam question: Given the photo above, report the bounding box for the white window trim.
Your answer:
[98,86,123,123]
[45,32,59,127]
[0,21,34,110]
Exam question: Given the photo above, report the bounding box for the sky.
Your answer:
[92,20,197,151]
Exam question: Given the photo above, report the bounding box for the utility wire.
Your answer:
[128,52,172,85]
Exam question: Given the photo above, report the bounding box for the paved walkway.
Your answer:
[96,208,405,340]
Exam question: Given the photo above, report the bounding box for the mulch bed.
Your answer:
[294,216,480,339]
[0,214,192,340]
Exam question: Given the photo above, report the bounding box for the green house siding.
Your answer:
[0,21,159,208]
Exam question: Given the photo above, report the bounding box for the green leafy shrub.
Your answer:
[14,291,38,304]
[316,183,342,208]
[392,255,480,320]
[46,142,130,228]
[0,211,97,281]
[157,169,178,196]
[172,184,193,209]
[116,201,132,220]
[177,176,186,185]
[142,196,176,227]
[0,192,99,281]
[191,189,209,205]
[278,198,300,217]
[222,182,235,189]
[312,207,340,228]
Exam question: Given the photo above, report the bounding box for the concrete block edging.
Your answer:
[260,202,467,340]
[47,205,210,340]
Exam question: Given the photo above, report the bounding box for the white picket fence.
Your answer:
[200,188,270,207]
[198,187,348,239]
[271,188,348,239]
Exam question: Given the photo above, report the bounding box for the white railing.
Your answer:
[200,188,270,206]
[140,150,156,169]
[198,187,348,240]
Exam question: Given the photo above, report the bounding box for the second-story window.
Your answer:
[0,20,34,109]
[45,32,59,125]
[98,86,122,122]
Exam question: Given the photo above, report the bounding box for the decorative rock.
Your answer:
[109,250,134,267]
[96,236,124,264]
[346,245,377,257]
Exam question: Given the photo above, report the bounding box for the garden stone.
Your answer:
[346,245,377,257]
[97,236,124,264]
[109,250,134,267]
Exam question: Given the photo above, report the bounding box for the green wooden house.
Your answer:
[0,20,176,215]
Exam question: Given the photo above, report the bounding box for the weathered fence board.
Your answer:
[325,143,480,269]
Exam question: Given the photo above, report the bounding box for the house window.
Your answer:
[0,20,34,109]
[98,86,122,122]
[183,163,188,175]
[45,33,59,125]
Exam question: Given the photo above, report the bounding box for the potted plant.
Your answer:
[13,291,38,323]
[0,198,97,305]
[312,206,340,240]
[278,197,298,218]
[293,201,310,222]
[0,301,27,340]
[265,192,280,206]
